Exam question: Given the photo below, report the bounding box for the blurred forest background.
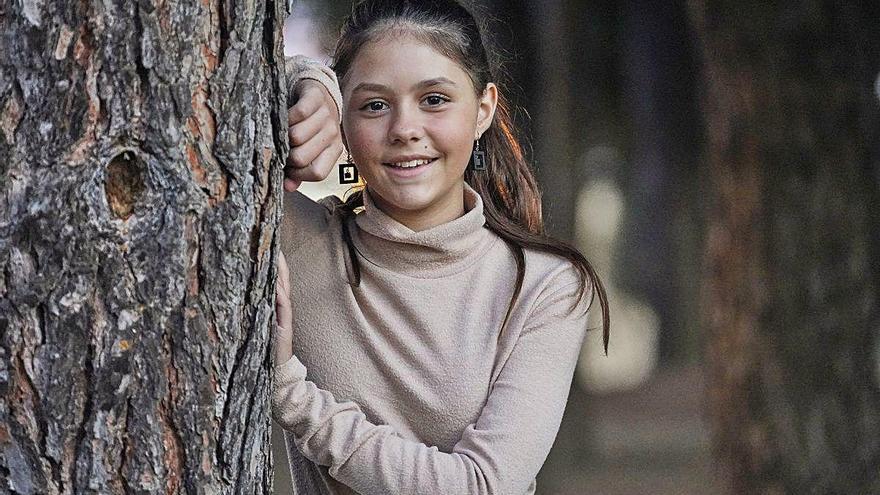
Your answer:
[274,1,879,494]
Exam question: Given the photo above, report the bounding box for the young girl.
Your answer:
[273,1,610,493]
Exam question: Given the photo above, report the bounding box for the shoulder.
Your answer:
[521,247,593,321]
[522,248,585,294]
[282,189,342,224]
[280,191,346,253]
[283,189,343,216]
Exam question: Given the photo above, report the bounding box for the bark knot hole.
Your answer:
[105,151,144,220]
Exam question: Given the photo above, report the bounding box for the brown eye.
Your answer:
[423,94,449,107]
[361,101,388,112]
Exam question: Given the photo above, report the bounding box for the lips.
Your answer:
[381,157,437,177]
[386,158,432,168]
[383,157,438,168]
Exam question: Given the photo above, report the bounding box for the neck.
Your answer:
[368,185,466,232]
[351,182,493,278]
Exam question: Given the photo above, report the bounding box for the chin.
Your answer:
[372,187,436,210]
[387,194,436,212]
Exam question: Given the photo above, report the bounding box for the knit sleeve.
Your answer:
[271,272,591,495]
[284,55,343,123]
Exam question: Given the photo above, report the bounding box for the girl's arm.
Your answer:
[272,266,590,495]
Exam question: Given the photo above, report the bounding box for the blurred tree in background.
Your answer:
[688,1,880,492]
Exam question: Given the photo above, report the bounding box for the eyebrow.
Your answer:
[351,77,457,94]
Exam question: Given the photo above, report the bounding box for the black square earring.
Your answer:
[469,138,486,171]
[339,152,359,184]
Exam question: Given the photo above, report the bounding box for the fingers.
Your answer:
[274,278,291,320]
[288,109,324,148]
[275,256,290,313]
[285,139,344,184]
[284,78,343,189]
[283,177,302,193]
[288,80,334,126]
[274,251,294,366]
[287,122,338,169]
[277,251,290,293]
[287,92,319,126]
[273,319,294,365]
[310,141,344,178]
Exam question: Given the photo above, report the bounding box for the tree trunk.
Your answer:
[617,0,704,364]
[0,0,288,492]
[688,1,880,492]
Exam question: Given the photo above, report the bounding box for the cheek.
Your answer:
[345,119,384,162]
[431,116,476,164]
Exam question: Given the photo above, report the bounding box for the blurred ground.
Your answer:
[536,365,724,494]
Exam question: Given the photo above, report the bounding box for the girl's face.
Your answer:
[341,34,497,231]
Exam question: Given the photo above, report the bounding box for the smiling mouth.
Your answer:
[383,158,438,169]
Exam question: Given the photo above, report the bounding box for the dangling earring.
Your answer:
[339,151,359,184]
[469,137,487,171]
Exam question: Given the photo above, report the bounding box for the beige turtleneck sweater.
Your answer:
[272,181,592,495]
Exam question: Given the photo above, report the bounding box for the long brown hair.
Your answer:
[331,0,610,353]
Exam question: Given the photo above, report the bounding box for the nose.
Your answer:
[386,104,423,144]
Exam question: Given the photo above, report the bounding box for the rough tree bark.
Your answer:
[688,1,880,493]
[0,0,288,492]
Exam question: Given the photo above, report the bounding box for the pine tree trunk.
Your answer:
[688,1,880,492]
[0,0,288,492]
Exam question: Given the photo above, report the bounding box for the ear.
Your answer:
[475,82,498,139]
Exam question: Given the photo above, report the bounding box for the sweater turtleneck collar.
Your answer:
[350,183,498,278]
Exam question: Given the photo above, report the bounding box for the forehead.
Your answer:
[344,35,472,92]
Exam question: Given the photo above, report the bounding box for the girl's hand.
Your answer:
[284,79,344,192]
[274,250,294,365]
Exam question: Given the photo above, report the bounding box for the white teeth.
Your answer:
[388,159,432,168]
